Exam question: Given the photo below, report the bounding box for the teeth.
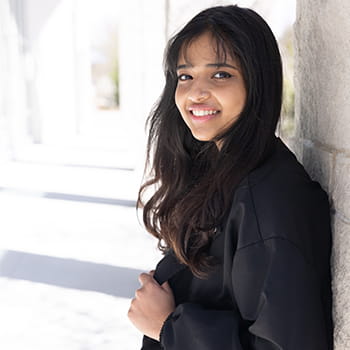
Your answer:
[191,110,218,117]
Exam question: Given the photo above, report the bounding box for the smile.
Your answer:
[190,110,219,117]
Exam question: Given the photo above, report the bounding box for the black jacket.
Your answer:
[141,137,333,350]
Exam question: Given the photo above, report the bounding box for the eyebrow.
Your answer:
[176,62,238,70]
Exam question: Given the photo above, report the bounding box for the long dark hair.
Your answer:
[138,5,283,277]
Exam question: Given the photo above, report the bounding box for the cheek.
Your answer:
[226,87,246,111]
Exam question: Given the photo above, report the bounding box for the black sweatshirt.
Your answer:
[141,137,333,350]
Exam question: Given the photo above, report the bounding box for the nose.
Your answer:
[187,82,211,103]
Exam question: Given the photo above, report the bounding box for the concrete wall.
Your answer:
[294,1,350,348]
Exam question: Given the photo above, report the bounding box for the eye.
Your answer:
[177,74,192,81]
[213,71,232,79]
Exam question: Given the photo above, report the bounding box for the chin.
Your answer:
[191,133,212,142]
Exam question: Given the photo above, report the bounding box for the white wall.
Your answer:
[294,1,350,348]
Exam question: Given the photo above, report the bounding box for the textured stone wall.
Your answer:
[294,1,350,348]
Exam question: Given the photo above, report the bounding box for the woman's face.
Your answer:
[175,32,246,143]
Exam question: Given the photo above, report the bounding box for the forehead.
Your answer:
[177,31,237,65]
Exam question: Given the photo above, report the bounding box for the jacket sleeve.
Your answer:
[160,303,243,350]
[159,238,330,350]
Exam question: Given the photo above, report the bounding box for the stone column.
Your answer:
[294,1,350,348]
[0,0,28,161]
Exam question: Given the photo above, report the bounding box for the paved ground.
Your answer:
[0,160,162,350]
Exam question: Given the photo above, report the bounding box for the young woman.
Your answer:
[128,5,333,350]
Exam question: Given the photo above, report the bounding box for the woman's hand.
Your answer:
[128,271,175,341]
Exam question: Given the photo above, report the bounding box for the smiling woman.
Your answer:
[175,32,246,143]
[128,5,333,350]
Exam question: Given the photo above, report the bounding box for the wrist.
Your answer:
[158,310,175,343]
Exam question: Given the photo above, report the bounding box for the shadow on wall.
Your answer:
[0,249,142,298]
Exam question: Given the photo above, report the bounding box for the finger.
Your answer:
[138,272,153,285]
[135,287,143,299]
[149,270,155,276]
[161,281,173,293]
[129,297,137,308]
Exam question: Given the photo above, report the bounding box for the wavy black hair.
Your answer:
[138,5,283,277]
